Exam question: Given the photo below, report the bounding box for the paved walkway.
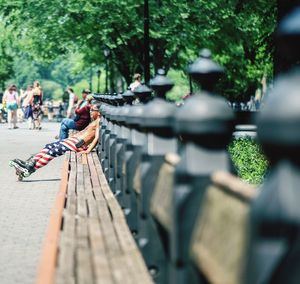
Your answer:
[0,121,63,284]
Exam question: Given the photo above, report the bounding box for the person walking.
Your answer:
[57,92,92,140]
[2,85,19,129]
[9,104,100,178]
[31,80,43,130]
[22,85,34,129]
[47,100,54,121]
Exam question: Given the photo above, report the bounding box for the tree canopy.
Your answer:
[0,0,276,100]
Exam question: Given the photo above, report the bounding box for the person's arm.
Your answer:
[75,99,84,110]
[15,92,20,106]
[28,92,33,105]
[39,89,43,105]
[75,104,89,115]
[80,125,100,154]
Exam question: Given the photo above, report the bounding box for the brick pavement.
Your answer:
[0,121,64,284]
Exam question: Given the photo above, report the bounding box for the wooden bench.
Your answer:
[151,160,257,284]
[191,171,257,284]
[37,151,153,284]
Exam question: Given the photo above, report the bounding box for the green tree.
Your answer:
[0,22,15,90]
[0,0,277,100]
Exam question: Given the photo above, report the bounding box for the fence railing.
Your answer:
[91,9,300,282]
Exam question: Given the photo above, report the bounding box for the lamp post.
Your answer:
[104,48,110,93]
[97,69,101,93]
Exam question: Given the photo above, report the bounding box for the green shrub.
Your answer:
[228,137,269,185]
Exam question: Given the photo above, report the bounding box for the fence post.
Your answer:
[134,69,177,282]
[244,8,300,283]
[170,49,235,283]
[123,85,152,234]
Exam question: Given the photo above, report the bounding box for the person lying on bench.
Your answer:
[9,104,100,178]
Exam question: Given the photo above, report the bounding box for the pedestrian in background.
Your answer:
[31,80,43,130]
[66,87,77,118]
[2,85,19,129]
[129,73,141,91]
[22,85,34,129]
[47,100,54,121]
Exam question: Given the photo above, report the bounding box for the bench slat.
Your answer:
[53,151,153,284]
[76,156,88,217]
[76,247,94,284]
[91,152,153,284]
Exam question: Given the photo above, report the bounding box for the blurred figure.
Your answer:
[66,87,77,118]
[56,92,92,139]
[22,85,34,129]
[129,73,141,91]
[47,100,54,121]
[18,88,26,122]
[2,85,19,129]
[57,102,64,122]
[32,80,43,130]
[254,75,268,110]
[247,96,257,112]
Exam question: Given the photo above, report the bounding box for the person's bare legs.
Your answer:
[7,110,12,129]
[12,110,17,128]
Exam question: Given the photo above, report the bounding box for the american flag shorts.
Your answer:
[44,137,80,157]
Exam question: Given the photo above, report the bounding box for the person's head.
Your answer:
[90,104,100,120]
[8,85,17,93]
[67,87,74,93]
[82,89,91,100]
[33,81,40,88]
[27,85,33,91]
[133,73,141,82]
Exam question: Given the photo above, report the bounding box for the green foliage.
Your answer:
[228,137,269,185]
[40,80,63,100]
[0,0,277,100]
[7,54,41,89]
[0,22,15,89]
[52,88,64,101]
[166,69,189,102]
[73,79,90,97]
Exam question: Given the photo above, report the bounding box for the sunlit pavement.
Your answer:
[0,121,64,284]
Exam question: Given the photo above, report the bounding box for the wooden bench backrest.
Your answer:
[191,171,257,284]
[133,163,141,194]
[150,153,180,232]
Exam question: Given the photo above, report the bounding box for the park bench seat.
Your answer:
[39,151,153,284]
